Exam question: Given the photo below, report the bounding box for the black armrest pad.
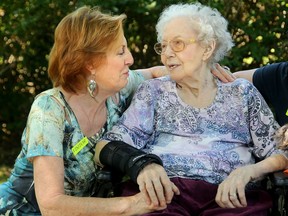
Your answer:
[271,171,288,186]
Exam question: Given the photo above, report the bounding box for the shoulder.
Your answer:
[222,78,254,91]
[137,76,172,93]
[133,76,172,98]
[31,88,65,117]
[219,78,259,100]
[254,62,288,81]
[141,75,171,88]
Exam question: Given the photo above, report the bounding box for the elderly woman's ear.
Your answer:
[202,40,216,61]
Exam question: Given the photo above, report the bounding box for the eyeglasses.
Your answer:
[154,38,196,55]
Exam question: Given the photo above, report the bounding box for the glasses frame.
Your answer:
[154,38,196,55]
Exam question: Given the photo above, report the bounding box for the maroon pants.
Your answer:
[121,177,272,216]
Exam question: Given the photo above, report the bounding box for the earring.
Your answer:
[87,79,97,99]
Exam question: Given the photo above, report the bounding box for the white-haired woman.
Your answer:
[95,3,288,215]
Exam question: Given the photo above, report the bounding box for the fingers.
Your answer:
[139,178,166,207]
[212,63,236,83]
[132,192,166,215]
[137,164,176,207]
[151,177,167,206]
[216,181,247,208]
[172,182,180,195]
[228,193,243,208]
[216,185,234,208]
[235,188,247,207]
[222,66,231,71]
[138,181,152,205]
[162,180,180,204]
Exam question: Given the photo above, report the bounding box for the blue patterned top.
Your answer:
[104,76,286,185]
[0,70,144,215]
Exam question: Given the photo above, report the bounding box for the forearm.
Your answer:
[135,66,167,80]
[251,154,288,179]
[94,140,109,166]
[233,69,257,83]
[39,194,142,216]
[34,155,141,215]
[96,140,163,183]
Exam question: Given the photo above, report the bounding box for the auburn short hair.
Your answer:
[48,6,126,93]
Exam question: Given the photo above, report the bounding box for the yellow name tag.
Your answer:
[72,137,89,156]
[286,109,288,116]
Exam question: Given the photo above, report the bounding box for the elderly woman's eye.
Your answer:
[173,39,183,47]
[161,43,167,49]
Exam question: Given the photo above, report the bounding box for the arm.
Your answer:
[34,155,165,216]
[29,95,164,215]
[276,124,288,150]
[211,63,256,83]
[233,69,256,83]
[216,154,288,209]
[215,81,287,208]
[95,140,179,207]
[97,81,180,206]
[134,66,167,80]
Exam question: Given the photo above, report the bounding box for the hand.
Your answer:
[215,165,256,208]
[277,124,288,150]
[150,66,168,78]
[137,163,180,207]
[127,192,167,215]
[211,63,236,83]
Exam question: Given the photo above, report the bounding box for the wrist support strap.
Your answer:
[99,141,163,183]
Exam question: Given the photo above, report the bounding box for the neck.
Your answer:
[177,70,216,97]
[58,87,109,137]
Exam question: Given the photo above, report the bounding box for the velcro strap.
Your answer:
[99,141,163,183]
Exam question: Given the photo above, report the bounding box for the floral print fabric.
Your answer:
[104,76,286,185]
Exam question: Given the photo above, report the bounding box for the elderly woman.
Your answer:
[95,3,288,215]
[0,6,178,215]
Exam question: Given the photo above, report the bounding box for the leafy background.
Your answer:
[1,0,287,182]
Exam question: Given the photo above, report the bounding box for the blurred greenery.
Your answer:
[1,0,288,181]
[0,166,11,183]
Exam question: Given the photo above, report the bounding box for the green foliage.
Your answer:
[0,0,287,168]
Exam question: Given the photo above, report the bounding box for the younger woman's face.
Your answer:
[94,30,134,94]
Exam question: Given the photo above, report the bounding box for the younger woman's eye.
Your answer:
[118,46,125,55]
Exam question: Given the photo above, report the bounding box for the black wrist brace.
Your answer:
[99,141,163,183]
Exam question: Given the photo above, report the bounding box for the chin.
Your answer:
[119,80,128,88]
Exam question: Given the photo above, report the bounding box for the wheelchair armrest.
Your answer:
[271,171,288,187]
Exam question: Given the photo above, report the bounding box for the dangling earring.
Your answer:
[87,79,97,99]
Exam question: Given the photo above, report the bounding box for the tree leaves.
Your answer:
[0,0,287,168]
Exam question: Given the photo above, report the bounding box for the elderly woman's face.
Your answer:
[160,17,207,81]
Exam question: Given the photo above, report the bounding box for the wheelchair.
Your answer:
[269,171,288,216]
[94,168,288,215]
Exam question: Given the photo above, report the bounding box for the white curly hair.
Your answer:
[155,3,234,66]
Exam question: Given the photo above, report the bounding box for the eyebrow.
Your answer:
[162,36,184,41]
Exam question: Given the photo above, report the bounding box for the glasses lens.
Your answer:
[170,39,185,52]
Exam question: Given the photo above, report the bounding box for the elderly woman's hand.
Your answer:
[136,163,180,207]
[215,165,257,208]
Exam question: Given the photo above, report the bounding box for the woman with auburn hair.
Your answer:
[0,6,178,215]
